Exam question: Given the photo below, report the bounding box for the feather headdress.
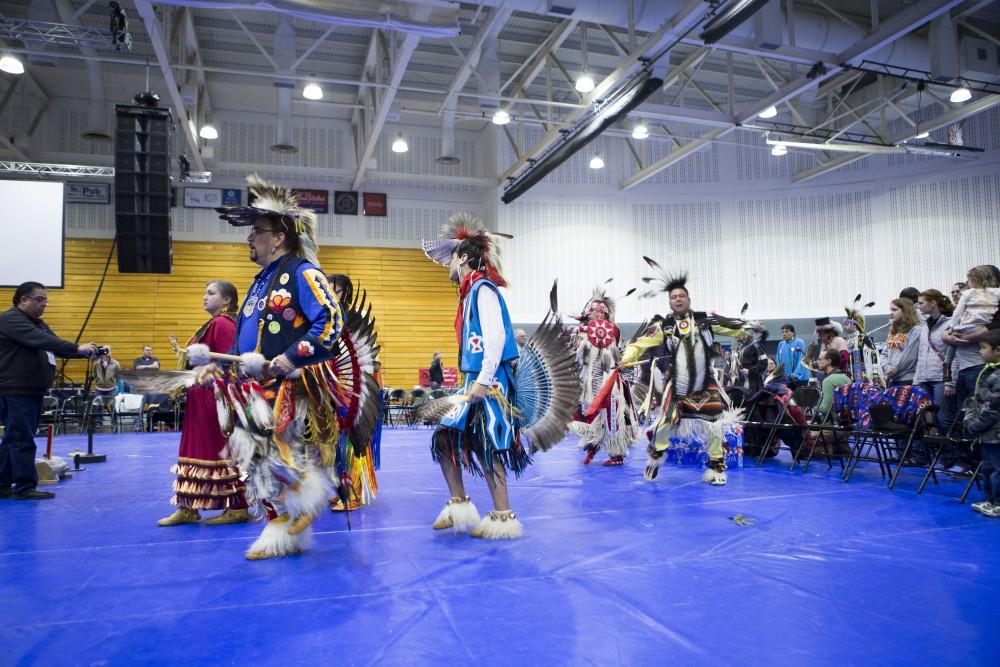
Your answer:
[577,278,636,322]
[421,212,510,287]
[215,174,320,267]
[843,293,876,334]
[638,256,688,298]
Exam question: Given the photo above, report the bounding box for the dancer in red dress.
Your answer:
[158,280,251,526]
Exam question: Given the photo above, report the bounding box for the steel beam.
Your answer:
[352,32,420,189]
[625,0,967,190]
[134,0,205,172]
[793,94,1000,181]
[501,19,579,97]
[500,0,711,183]
[438,6,514,113]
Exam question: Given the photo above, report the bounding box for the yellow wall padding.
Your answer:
[0,239,457,390]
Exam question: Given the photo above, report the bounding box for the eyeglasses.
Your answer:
[249,227,275,237]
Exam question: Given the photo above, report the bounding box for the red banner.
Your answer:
[363,192,387,216]
[291,188,329,213]
[418,367,459,387]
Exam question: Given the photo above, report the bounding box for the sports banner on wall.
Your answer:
[291,188,329,213]
[334,190,358,215]
[363,192,387,216]
[221,188,242,206]
[184,187,223,208]
[65,182,110,204]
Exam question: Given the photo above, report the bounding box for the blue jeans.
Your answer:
[981,443,1000,504]
[920,381,956,435]
[0,395,43,494]
[956,365,985,435]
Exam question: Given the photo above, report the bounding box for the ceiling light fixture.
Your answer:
[632,123,649,140]
[914,130,929,139]
[492,109,511,125]
[198,123,218,140]
[770,144,787,156]
[303,82,323,100]
[589,152,604,169]
[575,24,595,94]
[391,133,409,153]
[765,136,898,154]
[758,105,777,119]
[0,55,24,75]
[950,85,971,104]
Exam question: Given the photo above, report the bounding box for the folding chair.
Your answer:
[844,385,931,485]
[113,393,146,432]
[57,395,88,434]
[89,397,116,433]
[144,393,176,431]
[37,395,60,435]
[906,416,974,495]
[384,388,409,427]
[410,387,428,408]
[742,388,805,466]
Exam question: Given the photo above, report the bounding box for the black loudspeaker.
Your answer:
[114,104,173,273]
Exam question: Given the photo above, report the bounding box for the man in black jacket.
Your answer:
[0,282,98,500]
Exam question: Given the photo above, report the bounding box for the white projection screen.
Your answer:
[0,179,64,288]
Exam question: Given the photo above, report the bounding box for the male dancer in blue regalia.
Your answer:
[422,213,527,539]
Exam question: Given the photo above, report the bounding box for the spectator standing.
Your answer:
[514,328,528,354]
[943,266,1000,426]
[882,298,923,387]
[914,289,955,433]
[93,347,122,401]
[0,282,98,499]
[775,324,809,387]
[964,330,1000,517]
[429,351,444,389]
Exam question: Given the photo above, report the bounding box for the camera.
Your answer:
[96,345,110,356]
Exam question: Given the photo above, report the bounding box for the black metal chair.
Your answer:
[37,395,60,435]
[410,387,428,407]
[57,396,88,434]
[384,388,411,427]
[740,389,806,467]
[144,393,177,431]
[90,397,116,433]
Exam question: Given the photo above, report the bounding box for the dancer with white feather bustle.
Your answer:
[417,214,580,539]
[156,280,250,527]
[213,175,346,560]
[569,282,640,466]
[621,260,761,485]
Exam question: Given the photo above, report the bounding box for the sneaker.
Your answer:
[972,501,996,515]
[982,505,1000,518]
[13,489,55,500]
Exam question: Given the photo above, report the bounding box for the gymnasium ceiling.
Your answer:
[1,0,998,186]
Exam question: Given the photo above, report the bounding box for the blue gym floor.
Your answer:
[2,429,998,667]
